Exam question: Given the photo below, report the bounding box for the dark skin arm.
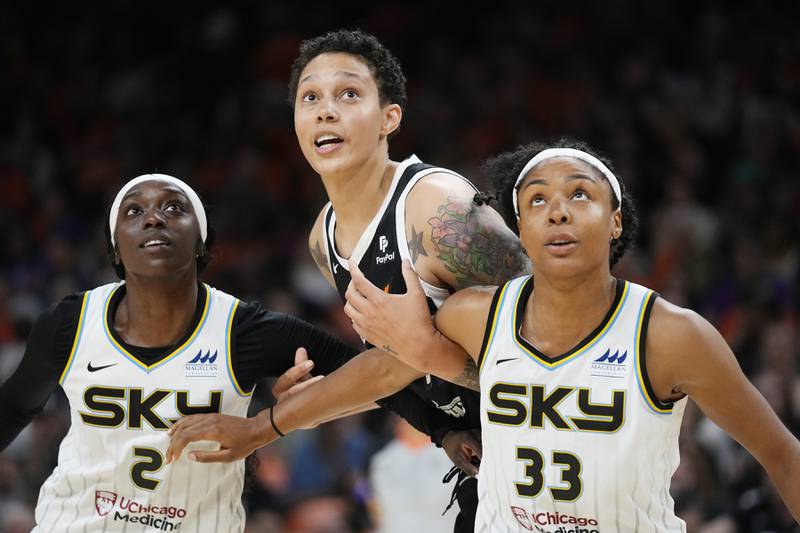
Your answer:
[166,348,422,463]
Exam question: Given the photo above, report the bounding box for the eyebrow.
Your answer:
[520,173,597,190]
[121,185,187,203]
[299,70,364,85]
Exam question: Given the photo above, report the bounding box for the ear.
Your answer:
[611,209,623,241]
[380,103,402,137]
[196,240,207,259]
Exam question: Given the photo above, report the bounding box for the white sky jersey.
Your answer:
[35,282,252,532]
[476,276,687,533]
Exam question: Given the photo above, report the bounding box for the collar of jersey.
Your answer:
[103,282,212,373]
[327,154,422,271]
[512,276,629,369]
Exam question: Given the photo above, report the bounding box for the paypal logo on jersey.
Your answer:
[375,235,395,265]
[185,349,218,378]
[590,348,628,378]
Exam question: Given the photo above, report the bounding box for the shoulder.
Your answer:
[46,291,90,325]
[308,203,331,250]
[648,297,713,350]
[405,170,477,216]
[435,286,499,336]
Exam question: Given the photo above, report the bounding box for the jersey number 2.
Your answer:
[131,447,164,491]
[515,447,582,502]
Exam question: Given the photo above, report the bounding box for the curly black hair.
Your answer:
[481,138,639,268]
[287,29,407,119]
[104,206,215,280]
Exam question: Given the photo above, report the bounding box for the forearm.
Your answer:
[761,439,800,522]
[264,348,423,443]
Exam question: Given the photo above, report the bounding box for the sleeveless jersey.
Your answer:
[34,282,252,532]
[322,154,481,421]
[475,276,687,533]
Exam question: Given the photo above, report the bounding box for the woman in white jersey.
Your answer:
[0,175,370,532]
[338,139,800,531]
[180,139,800,531]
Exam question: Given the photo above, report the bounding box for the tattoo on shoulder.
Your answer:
[452,357,480,391]
[428,196,528,288]
[310,240,329,272]
[407,225,428,263]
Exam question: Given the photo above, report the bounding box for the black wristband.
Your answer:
[269,406,285,437]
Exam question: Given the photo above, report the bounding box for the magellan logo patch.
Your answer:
[185,350,218,377]
[590,348,628,378]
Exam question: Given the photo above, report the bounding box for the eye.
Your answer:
[164,201,185,213]
[572,189,590,201]
[341,89,359,100]
[124,204,142,216]
[530,195,546,206]
[301,92,317,103]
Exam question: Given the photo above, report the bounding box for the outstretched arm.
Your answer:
[166,347,424,463]
[649,299,800,521]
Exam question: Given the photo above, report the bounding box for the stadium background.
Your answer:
[1,1,798,531]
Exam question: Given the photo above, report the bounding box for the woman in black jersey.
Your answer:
[0,174,451,532]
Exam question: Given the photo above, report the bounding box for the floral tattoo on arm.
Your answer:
[428,197,528,288]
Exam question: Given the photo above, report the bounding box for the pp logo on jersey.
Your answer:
[185,350,218,378]
[95,490,117,517]
[375,235,395,264]
[590,348,628,378]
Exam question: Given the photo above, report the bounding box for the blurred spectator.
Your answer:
[369,416,456,533]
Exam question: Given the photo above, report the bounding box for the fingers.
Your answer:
[189,449,237,464]
[271,359,315,398]
[294,347,309,366]
[401,259,424,297]
[281,374,324,401]
[166,413,226,463]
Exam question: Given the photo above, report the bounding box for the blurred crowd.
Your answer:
[1,1,798,531]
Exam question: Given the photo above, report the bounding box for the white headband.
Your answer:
[512,148,622,219]
[109,174,207,247]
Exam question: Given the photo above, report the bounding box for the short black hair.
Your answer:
[104,208,215,280]
[288,29,408,113]
[482,138,639,268]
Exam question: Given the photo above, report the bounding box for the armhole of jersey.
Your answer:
[58,291,91,385]
[320,203,337,276]
[477,283,507,374]
[636,291,674,414]
[226,299,252,397]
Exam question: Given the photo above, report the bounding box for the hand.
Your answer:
[441,429,482,477]
[166,409,274,464]
[272,347,325,402]
[344,259,435,360]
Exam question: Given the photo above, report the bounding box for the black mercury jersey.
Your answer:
[322,155,482,431]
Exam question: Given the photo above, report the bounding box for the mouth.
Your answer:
[544,235,578,256]
[314,134,343,154]
[139,236,172,249]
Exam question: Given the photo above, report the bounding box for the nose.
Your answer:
[547,196,571,225]
[143,208,166,230]
[316,98,338,122]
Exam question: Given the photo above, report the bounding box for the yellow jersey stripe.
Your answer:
[58,292,91,384]
[225,299,250,397]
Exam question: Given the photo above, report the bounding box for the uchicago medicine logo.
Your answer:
[94,491,186,530]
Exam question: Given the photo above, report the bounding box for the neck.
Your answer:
[115,271,199,347]
[524,268,617,356]
[320,147,397,252]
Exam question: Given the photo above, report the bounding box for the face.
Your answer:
[515,157,622,276]
[113,180,201,279]
[293,52,401,178]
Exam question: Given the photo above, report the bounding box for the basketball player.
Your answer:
[289,29,527,529]
[170,141,800,530]
[0,174,421,531]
